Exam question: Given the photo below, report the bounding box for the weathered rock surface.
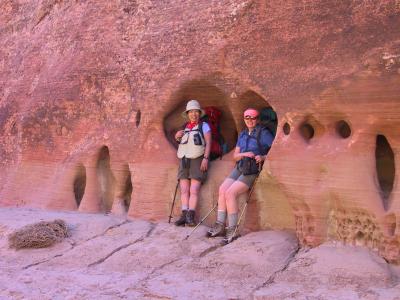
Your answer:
[1,208,400,299]
[1,0,400,263]
[254,243,400,300]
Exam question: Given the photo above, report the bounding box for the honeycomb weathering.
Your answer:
[0,1,400,263]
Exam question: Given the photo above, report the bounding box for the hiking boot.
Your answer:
[185,210,196,227]
[206,222,225,238]
[174,210,187,226]
[222,226,240,244]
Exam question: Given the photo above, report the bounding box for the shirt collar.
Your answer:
[247,124,260,135]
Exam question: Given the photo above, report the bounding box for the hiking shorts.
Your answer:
[177,156,207,183]
[228,167,257,187]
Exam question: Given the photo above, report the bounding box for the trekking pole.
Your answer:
[230,162,264,242]
[184,203,218,240]
[168,181,180,223]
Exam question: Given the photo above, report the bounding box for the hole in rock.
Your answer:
[355,231,364,244]
[237,91,277,137]
[73,164,86,207]
[136,109,141,128]
[299,123,315,141]
[163,80,238,159]
[375,135,395,211]
[336,120,351,139]
[283,122,291,135]
[96,146,116,212]
[164,84,277,159]
[122,170,133,211]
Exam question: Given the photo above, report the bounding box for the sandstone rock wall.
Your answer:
[1,0,400,262]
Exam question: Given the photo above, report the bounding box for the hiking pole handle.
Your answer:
[168,181,180,223]
[184,203,218,240]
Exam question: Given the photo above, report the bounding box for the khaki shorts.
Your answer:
[228,167,257,187]
[177,156,207,183]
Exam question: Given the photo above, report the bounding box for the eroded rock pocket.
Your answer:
[163,82,277,160]
[375,134,395,211]
[164,81,237,159]
[97,146,116,212]
[73,164,86,207]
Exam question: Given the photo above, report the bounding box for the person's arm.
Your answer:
[175,130,184,142]
[233,146,242,161]
[234,132,255,161]
[255,130,273,163]
[255,154,265,163]
[200,131,211,172]
[203,131,211,159]
[233,146,255,161]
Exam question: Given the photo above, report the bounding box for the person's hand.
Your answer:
[200,158,208,172]
[241,152,255,158]
[175,130,184,141]
[255,155,264,164]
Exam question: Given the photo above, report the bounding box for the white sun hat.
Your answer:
[181,99,205,118]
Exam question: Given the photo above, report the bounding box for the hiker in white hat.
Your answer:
[174,100,211,227]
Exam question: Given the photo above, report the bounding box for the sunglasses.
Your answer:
[244,116,258,120]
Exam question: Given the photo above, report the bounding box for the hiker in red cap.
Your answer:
[207,108,274,243]
[174,100,212,227]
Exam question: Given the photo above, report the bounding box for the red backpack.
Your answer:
[201,106,224,160]
[182,106,224,160]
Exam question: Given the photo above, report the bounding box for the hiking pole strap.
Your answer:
[168,181,180,223]
[184,203,218,240]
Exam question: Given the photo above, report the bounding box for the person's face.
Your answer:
[187,109,201,122]
[244,115,258,129]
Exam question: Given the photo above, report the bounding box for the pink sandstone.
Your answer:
[0,0,400,264]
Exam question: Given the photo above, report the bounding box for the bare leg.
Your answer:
[180,179,190,208]
[207,178,237,237]
[225,181,250,214]
[217,178,236,211]
[188,179,201,210]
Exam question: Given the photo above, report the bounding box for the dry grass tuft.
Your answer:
[8,219,69,250]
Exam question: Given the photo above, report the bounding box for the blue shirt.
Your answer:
[236,125,274,156]
[201,122,211,134]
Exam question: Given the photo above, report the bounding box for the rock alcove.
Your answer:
[163,80,277,159]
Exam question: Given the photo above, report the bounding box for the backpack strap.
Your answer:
[256,126,263,154]
[257,126,272,155]
[243,128,261,152]
[198,121,204,139]
[183,121,203,134]
[242,130,250,152]
[243,126,267,155]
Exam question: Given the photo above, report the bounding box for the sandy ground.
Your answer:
[0,207,399,300]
